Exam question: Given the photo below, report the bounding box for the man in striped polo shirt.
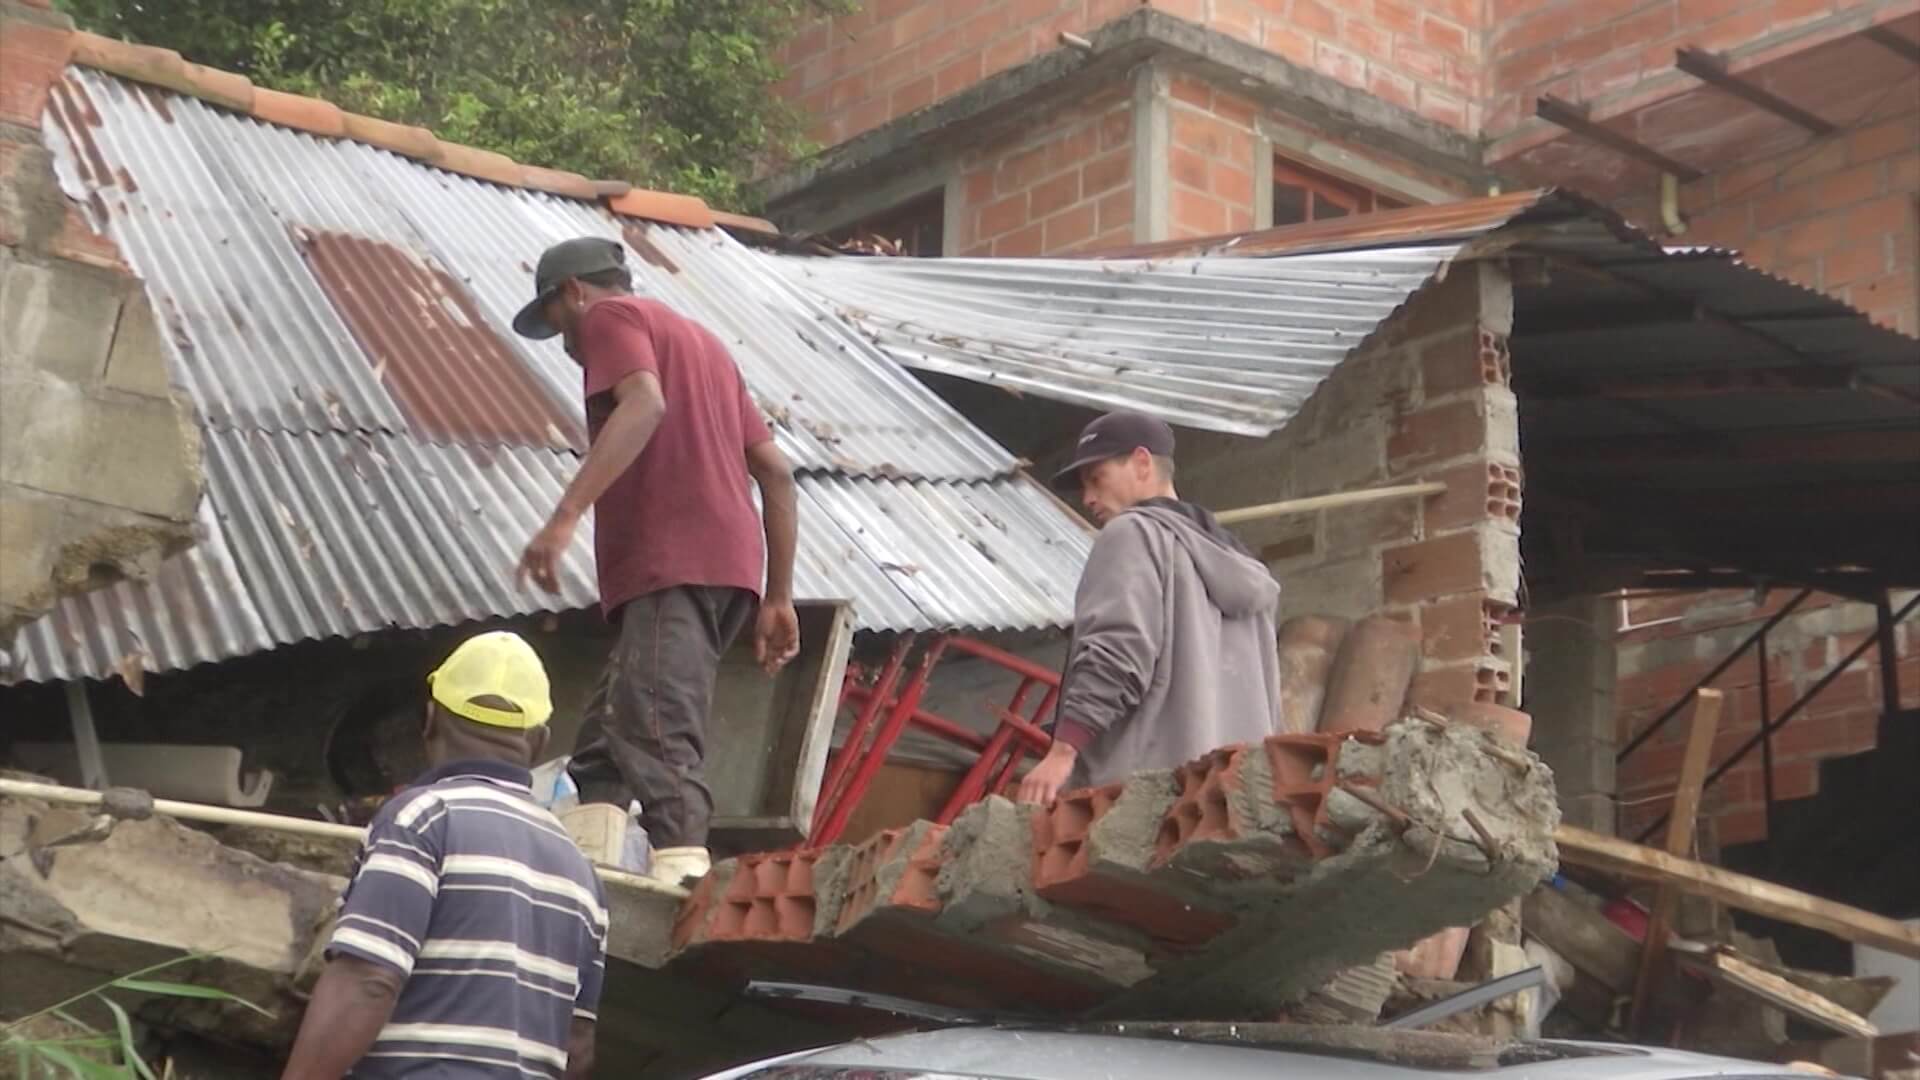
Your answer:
[283,632,608,1080]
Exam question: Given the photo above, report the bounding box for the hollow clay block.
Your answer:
[1318,615,1421,736]
[1277,615,1350,733]
[1446,701,1533,747]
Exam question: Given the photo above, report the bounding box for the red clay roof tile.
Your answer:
[434,141,524,189]
[181,60,252,113]
[340,111,440,163]
[606,188,715,229]
[250,87,346,138]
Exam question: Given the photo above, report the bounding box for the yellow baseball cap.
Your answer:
[427,631,553,729]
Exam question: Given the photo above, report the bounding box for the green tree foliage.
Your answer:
[55,0,841,207]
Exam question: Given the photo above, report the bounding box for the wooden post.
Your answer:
[1630,687,1723,1037]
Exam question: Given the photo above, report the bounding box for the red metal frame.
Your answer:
[806,634,1064,847]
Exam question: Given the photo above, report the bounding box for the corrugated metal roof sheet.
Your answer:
[768,246,1459,436]
[6,68,1088,684]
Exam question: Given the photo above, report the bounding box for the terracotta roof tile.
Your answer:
[250,87,346,138]
[181,60,252,113]
[435,141,523,188]
[2,8,728,228]
[517,164,600,202]
[607,188,715,229]
[340,111,440,163]
[712,209,781,237]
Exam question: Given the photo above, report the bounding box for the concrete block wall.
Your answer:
[1613,589,1919,847]
[0,0,200,644]
[1176,262,1524,714]
[953,90,1135,256]
[777,0,1485,152]
[1620,87,1919,335]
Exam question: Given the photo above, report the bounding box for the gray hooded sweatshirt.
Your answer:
[1054,500,1283,788]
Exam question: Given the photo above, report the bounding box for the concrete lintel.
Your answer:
[1257,117,1466,206]
[1253,134,1275,230]
[763,150,955,240]
[1131,62,1171,245]
[762,8,1490,219]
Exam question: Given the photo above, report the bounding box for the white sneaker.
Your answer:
[648,846,711,887]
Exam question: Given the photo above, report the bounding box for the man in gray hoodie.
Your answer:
[1017,411,1283,805]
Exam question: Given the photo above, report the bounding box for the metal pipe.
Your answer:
[813,637,911,837]
[840,687,992,752]
[1635,593,1920,842]
[1617,588,1812,762]
[814,637,949,846]
[64,682,109,790]
[944,636,1064,685]
[1758,627,1777,847]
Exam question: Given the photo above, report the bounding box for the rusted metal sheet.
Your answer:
[296,229,585,450]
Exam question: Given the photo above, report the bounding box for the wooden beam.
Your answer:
[1630,688,1722,1036]
[1522,886,1640,992]
[1863,26,1920,65]
[1518,365,1859,401]
[1675,47,1837,134]
[1554,824,1920,960]
[1536,96,1705,181]
[1213,481,1446,526]
[1673,945,1879,1038]
[1529,429,1920,469]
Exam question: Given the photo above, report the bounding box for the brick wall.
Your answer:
[1169,75,1261,238]
[1485,0,1909,139]
[954,91,1134,256]
[1178,263,1524,713]
[1643,89,1920,334]
[778,0,1484,152]
[1614,589,1919,847]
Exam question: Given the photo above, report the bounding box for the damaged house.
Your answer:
[3,0,1919,1075]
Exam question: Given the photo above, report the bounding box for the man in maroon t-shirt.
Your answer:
[512,237,799,885]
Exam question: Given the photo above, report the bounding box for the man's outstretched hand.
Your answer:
[754,599,800,675]
[516,512,578,594]
[1016,740,1078,806]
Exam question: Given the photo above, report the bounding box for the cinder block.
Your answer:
[103,289,176,400]
[0,367,198,520]
[0,481,63,610]
[0,256,125,382]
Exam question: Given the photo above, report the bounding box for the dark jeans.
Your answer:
[568,585,755,849]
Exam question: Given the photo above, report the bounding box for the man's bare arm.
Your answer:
[746,440,800,673]
[518,371,665,592]
[280,956,404,1080]
[564,1017,597,1080]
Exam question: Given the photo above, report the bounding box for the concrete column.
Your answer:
[1130,63,1170,244]
[1523,594,1619,834]
[1253,135,1274,230]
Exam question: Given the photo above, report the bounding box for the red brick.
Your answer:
[1779,139,1849,187]
[935,52,985,97]
[1421,89,1470,130]
[1043,202,1097,251]
[1211,160,1256,208]
[1780,214,1846,260]
[1384,530,1485,604]
[1315,40,1368,87]
[1171,146,1211,192]
[1715,807,1767,846]
[1369,67,1419,111]
[1170,74,1214,109]
[1212,89,1260,129]
[0,46,62,128]
[983,32,1032,76]
[1029,170,1081,217]
[1173,188,1230,235]
[1817,162,1885,209]
[1098,104,1132,151]
[1770,0,1833,31]
[1373,0,1420,36]
[1753,185,1818,231]
[1293,0,1339,35]
[1844,195,1914,240]
[1421,590,1496,663]
[1850,118,1918,165]
[994,221,1045,256]
[1823,241,1889,288]
[1410,664,1480,713]
[890,75,937,116]
[978,192,1028,239]
[1388,399,1486,467]
[1082,148,1130,196]
[1421,14,1471,54]
[995,145,1050,195]
[1097,188,1134,232]
[1264,24,1316,66]
[964,167,995,205]
[1396,37,1452,83]
[1171,109,1255,161]
[1343,18,1390,59]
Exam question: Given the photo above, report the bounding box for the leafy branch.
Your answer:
[4,954,268,1079]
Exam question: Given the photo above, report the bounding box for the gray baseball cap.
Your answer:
[1051,410,1176,490]
[513,237,627,339]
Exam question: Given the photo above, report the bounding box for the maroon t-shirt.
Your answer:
[575,295,773,615]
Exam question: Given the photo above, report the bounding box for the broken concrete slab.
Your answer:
[675,718,1560,1021]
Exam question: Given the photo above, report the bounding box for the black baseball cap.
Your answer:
[513,237,627,340]
[1051,410,1176,490]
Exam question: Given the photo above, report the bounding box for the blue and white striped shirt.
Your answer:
[328,760,609,1078]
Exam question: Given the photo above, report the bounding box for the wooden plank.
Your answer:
[1522,886,1639,992]
[1631,688,1722,1035]
[1554,824,1920,960]
[1675,946,1879,1038]
[1535,95,1705,181]
[1214,481,1447,526]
